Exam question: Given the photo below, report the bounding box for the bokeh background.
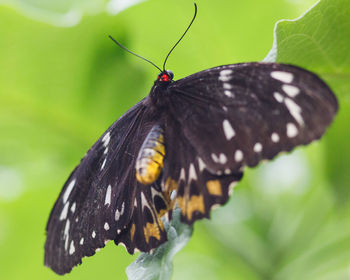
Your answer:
[1,0,350,279]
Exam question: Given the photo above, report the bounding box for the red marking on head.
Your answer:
[158,73,170,82]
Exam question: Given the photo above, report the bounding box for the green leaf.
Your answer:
[266,0,350,97]
[126,208,193,280]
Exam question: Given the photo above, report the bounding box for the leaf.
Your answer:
[126,208,193,280]
[266,0,350,97]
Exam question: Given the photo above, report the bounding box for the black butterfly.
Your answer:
[44,6,338,276]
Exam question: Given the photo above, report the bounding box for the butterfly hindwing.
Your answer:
[161,117,243,224]
[45,100,167,274]
[115,180,168,253]
[168,62,338,173]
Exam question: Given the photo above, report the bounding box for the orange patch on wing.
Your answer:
[206,180,222,196]
[143,222,161,243]
[130,224,136,241]
[177,194,205,220]
[177,196,187,216]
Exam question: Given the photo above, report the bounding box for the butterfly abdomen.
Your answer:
[136,125,165,185]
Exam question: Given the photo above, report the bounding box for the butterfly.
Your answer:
[44,4,338,276]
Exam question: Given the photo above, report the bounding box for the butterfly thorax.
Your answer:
[149,71,174,108]
[137,71,173,185]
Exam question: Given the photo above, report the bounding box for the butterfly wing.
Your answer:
[168,62,338,174]
[161,116,243,224]
[45,100,167,274]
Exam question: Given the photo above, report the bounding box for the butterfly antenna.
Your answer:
[108,35,162,72]
[162,3,197,72]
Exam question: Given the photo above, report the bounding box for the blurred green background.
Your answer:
[1,0,350,279]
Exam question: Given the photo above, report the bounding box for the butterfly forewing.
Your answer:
[168,63,338,173]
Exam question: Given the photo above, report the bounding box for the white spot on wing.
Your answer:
[69,240,75,255]
[212,153,227,164]
[141,192,148,208]
[219,153,227,164]
[282,84,300,97]
[273,92,284,103]
[219,69,233,82]
[197,157,206,171]
[179,168,186,181]
[284,98,304,125]
[271,71,293,83]
[60,202,70,220]
[211,153,219,163]
[120,202,125,215]
[188,163,197,181]
[105,185,112,206]
[70,202,76,213]
[80,237,84,245]
[234,150,243,162]
[223,83,232,89]
[115,209,120,221]
[63,179,76,203]
[64,219,70,251]
[223,119,235,140]
[220,69,233,75]
[287,123,298,138]
[254,143,263,153]
[92,231,96,238]
[271,133,280,143]
[104,222,110,231]
[224,90,233,97]
[101,158,107,170]
[102,132,111,147]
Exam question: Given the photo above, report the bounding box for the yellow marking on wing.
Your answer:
[143,222,161,243]
[176,196,187,216]
[206,180,222,196]
[158,208,169,218]
[177,194,205,220]
[130,224,136,241]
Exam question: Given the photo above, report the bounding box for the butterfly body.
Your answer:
[135,124,165,185]
[45,62,337,275]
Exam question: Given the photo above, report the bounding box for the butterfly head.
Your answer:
[157,70,174,83]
